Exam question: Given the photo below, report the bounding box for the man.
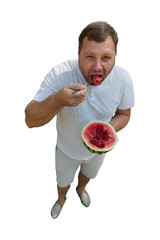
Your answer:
[25,21,134,219]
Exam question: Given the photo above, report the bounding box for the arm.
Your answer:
[25,84,87,128]
[109,108,131,132]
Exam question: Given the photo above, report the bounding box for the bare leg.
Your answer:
[57,185,70,205]
[77,171,90,194]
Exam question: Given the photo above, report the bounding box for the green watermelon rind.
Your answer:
[81,121,118,154]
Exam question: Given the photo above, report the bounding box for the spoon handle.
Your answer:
[72,85,90,94]
[72,89,81,94]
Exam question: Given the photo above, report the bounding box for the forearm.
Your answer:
[25,92,63,128]
[25,84,87,128]
[109,112,130,132]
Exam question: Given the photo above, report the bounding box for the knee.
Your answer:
[57,184,71,190]
[78,171,90,181]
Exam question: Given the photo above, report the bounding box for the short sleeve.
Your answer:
[118,73,135,110]
[34,69,58,102]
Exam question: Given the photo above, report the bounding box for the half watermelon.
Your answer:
[81,121,118,154]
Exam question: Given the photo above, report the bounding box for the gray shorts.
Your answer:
[55,147,105,188]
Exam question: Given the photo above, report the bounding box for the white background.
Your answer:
[0,0,160,239]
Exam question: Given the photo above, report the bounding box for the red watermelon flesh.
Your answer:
[91,76,102,86]
[81,121,118,154]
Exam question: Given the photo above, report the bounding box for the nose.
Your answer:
[93,58,103,72]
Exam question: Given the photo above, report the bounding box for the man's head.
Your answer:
[78,21,118,54]
[78,21,118,85]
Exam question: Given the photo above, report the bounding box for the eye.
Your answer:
[103,56,111,60]
[86,55,94,59]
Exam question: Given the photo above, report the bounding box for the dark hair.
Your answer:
[78,21,118,54]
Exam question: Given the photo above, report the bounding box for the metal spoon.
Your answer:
[72,84,90,94]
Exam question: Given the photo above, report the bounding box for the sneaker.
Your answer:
[76,187,90,207]
[51,199,66,219]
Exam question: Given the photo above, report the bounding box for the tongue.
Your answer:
[92,75,102,86]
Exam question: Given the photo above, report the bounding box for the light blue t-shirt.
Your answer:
[34,59,135,160]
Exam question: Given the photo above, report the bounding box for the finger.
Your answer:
[72,91,86,101]
[73,85,87,93]
[68,84,86,91]
[72,96,86,106]
[72,89,80,94]
[75,87,87,96]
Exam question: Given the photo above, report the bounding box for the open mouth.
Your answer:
[90,74,103,86]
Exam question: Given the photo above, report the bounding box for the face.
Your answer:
[78,36,116,85]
